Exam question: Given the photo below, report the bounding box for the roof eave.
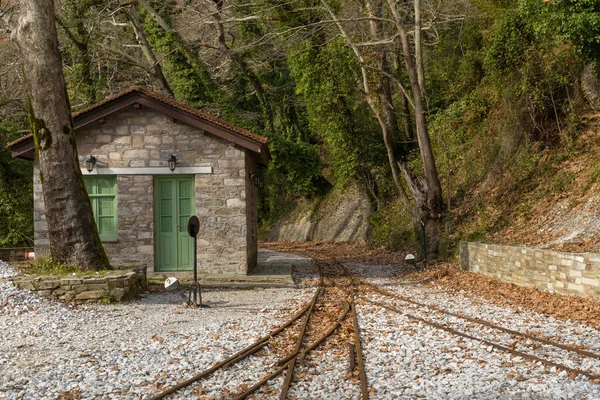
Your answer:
[6,89,271,162]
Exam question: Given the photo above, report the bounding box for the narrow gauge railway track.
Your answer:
[148,262,370,400]
[259,244,600,393]
[345,268,600,382]
[359,278,600,362]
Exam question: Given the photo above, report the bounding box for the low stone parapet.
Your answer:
[460,242,600,301]
[10,266,147,303]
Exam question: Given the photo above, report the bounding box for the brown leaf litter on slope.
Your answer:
[405,263,600,331]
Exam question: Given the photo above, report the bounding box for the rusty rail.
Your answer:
[148,285,322,400]
[279,287,323,399]
[235,301,351,399]
[351,299,369,400]
[364,298,600,381]
[361,280,600,361]
[150,258,368,400]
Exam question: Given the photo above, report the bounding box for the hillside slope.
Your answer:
[450,113,600,253]
[268,186,372,243]
[267,113,600,256]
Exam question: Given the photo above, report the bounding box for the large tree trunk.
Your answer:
[14,0,110,270]
[387,0,443,255]
[397,162,440,257]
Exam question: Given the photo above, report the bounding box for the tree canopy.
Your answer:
[0,0,599,254]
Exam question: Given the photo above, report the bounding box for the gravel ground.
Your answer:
[347,262,600,399]
[0,259,313,399]
[0,261,18,279]
[2,257,600,399]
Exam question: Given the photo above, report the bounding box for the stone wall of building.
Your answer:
[11,267,146,303]
[461,242,600,300]
[245,154,258,272]
[33,166,48,252]
[109,175,154,267]
[33,106,251,274]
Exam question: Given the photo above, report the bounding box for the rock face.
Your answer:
[582,64,600,109]
[268,186,371,242]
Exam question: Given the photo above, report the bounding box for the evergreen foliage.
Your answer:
[0,120,33,248]
[2,0,600,253]
[288,39,385,186]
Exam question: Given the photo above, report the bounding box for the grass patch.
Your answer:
[17,257,113,277]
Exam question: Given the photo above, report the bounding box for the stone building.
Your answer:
[7,86,270,275]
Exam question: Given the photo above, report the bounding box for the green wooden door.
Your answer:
[155,176,195,271]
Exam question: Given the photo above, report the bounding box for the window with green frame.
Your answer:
[84,176,118,240]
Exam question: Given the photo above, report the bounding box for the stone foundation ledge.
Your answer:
[9,266,147,303]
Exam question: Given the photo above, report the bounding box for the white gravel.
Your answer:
[3,256,600,399]
[0,258,313,400]
[348,262,600,399]
[0,260,19,279]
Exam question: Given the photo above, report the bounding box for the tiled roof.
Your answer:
[6,132,31,148]
[6,86,268,148]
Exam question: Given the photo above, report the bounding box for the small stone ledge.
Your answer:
[10,266,147,303]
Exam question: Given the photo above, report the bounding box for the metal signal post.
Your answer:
[186,215,206,307]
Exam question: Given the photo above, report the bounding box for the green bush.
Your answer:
[367,201,416,251]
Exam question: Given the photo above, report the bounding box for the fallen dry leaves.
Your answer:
[406,262,600,330]
[266,242,600,330]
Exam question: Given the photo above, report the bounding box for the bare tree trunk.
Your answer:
[322,0,410,205]
[14,0,110,270]
[414,0,425,97]
[124,5,173,96]
[387,0,443,254]
[137,0,217,96]
[368,0,409,206]
[401,91,414,140]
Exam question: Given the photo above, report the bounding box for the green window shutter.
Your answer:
[83,176,118,240]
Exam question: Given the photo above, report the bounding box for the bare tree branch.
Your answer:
[321,0,411,205]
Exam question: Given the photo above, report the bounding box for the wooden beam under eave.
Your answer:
[74,94,140,130]
[11,146,35,160]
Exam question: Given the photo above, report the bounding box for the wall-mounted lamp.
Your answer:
[168,154,178,172]
[249,172,263,188]
[86,156,97,173]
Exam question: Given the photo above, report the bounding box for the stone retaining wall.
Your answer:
[460,242,600,300]
[10,267,147,303]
